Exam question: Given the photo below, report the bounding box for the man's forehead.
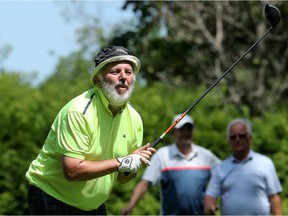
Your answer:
[104,61,133,69]
[231,123,247,131]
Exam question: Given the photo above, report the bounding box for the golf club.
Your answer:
[152,4,281,148]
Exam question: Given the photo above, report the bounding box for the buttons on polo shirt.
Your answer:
[188,152,198,161]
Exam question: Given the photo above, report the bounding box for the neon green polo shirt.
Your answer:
[26,87,143,211]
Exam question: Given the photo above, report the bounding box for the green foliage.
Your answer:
[253,111,288,199]
[38,51,93,136]
[0,72,45,214]
[0,52,92,214]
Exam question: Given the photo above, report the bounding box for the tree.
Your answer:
[120,1,288,116]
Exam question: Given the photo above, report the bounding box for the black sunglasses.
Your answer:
[229,133,248,140]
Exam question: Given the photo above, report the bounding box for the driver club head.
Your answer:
[265,4,281,28]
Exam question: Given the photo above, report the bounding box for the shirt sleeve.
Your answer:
[205,165,222,199]
[264,158,283,195]
[209,151,221,169]
[57,111,92,159]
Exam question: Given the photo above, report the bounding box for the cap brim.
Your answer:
[91,55,140,86]
[174,122,193,129]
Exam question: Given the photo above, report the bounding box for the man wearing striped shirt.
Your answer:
[122,114,221,215]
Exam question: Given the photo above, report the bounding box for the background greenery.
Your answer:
[0,1,288,215]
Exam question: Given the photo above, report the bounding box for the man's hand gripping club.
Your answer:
[117,143,156,173]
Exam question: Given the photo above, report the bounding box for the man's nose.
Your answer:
[119,70,127,79]
[119,71,127,81]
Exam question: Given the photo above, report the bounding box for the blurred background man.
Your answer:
[122,114,220,215]
[204,118,282,215]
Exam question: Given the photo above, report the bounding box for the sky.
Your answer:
[0,0,133,85]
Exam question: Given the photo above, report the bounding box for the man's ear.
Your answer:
[94,76,101,87]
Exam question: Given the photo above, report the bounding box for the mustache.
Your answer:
[115,81,129,88]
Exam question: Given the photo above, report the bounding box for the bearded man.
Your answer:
[26,45,156,215]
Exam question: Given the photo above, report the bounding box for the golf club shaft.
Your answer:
[152,26,273,148]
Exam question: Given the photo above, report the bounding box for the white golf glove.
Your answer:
[117,154,142,173]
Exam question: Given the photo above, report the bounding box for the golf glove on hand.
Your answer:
[117,154,142,173]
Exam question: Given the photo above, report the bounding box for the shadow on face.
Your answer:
[173,124,194,145]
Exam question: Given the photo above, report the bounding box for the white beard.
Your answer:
[100,77,135,106]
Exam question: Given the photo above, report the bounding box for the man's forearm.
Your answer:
[270,194,282,215]
[62,156,119,181]
[204,195,217,215]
